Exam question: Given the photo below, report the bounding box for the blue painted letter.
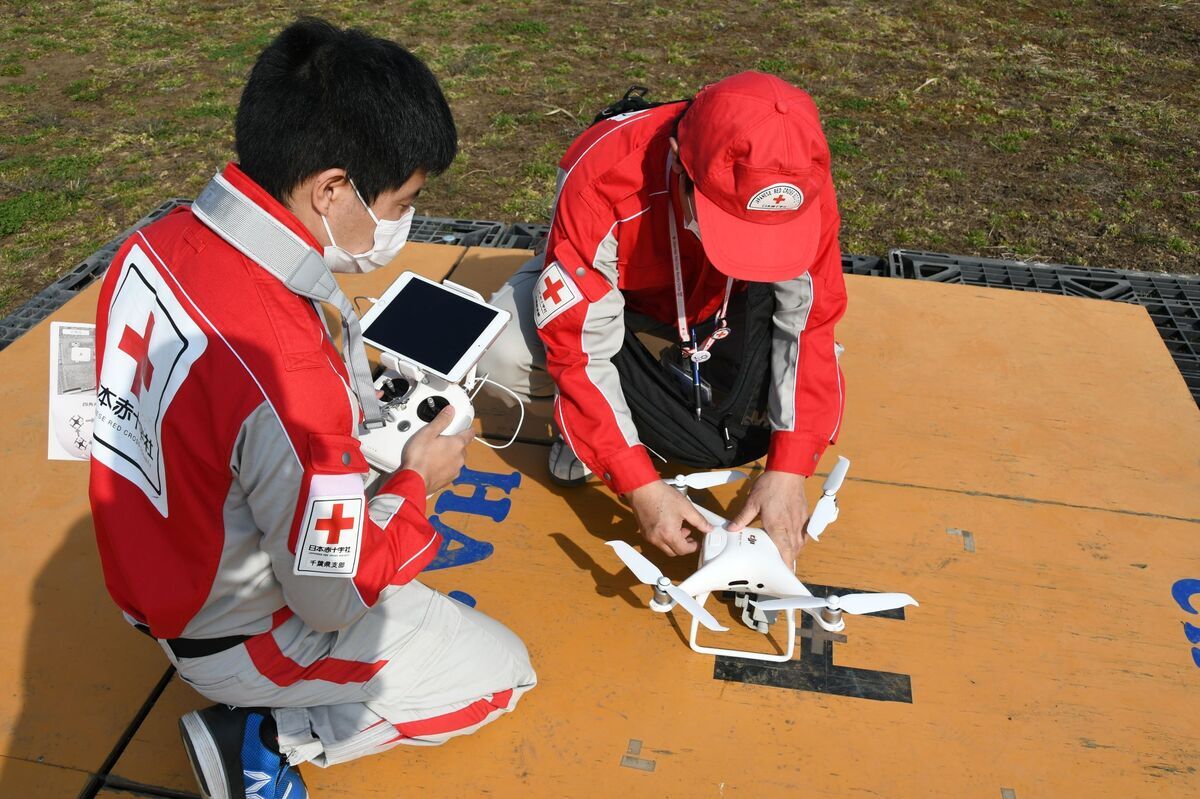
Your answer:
[425,514,495,571]
[434,467,521,522]
[1171,578,1200,614]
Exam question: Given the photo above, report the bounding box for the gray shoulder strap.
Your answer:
[192,174,383,430]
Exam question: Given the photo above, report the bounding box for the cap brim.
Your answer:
[693,189,822,282]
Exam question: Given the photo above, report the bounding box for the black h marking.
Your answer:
[713,583,914,703]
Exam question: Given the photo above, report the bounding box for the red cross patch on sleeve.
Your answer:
[294,474,364,578]
[533,262,582,329]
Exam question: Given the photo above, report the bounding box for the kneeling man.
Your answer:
[89,19,535,799]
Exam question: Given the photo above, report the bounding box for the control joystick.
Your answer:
[359,363,475,473]
[378,375,412,404]
[416,395,451,423]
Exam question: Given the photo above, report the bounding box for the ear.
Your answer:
[308,167,349,217]
[669,136,684,174]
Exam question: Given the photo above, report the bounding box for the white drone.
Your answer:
[607,456,918,662]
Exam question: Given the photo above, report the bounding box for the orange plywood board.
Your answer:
[0,756,90,799]
[111,442,1200,798]
[837,276,1199,521]
[7,249,1199,798]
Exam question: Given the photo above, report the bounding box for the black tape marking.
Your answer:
[713,583,914,703]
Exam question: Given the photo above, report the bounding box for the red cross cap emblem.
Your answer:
[315,503,355,545]
[772,194,788,205]
[118,313,156,398]
[542,275,566,304]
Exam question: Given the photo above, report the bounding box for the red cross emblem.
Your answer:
[542,276,566,304]
[772,194,788,205]
[315,503,355,545]
[118,313,156,398]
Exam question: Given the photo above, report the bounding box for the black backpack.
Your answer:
[611,283,775,469]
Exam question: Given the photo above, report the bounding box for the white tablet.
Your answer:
[360,272,510,383]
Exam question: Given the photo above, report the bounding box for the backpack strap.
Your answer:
[592,85,692,125]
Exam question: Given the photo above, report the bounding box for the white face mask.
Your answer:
[321,180,414,274]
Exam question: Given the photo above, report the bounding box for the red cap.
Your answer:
[677,72,830,282]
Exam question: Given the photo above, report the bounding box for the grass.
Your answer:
[0,0,1198,317]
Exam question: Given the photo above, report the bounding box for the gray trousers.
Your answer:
[168,582,537,767]
[476,253,556,400]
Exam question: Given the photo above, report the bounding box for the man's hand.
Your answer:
[399,405,474,493]
[727,471,809,563]
[626,480,714,556]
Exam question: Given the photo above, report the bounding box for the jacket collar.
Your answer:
[220,162,323,251]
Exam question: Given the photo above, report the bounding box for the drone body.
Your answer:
[607,456,919,662]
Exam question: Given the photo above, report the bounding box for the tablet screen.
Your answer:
[362,278,501,376]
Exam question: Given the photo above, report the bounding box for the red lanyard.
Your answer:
[665,151,733,363]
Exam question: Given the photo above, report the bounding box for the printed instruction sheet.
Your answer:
[47,321,97,461]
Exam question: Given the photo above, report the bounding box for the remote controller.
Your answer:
[358,362,474,473]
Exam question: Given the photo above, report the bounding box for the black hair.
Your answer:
[235,17,457,204]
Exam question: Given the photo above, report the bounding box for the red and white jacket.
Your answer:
[535,103,847,494]
[88,164,440,640]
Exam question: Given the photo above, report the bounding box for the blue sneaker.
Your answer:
[179,705,309,799]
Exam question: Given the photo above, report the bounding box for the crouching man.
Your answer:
[88,18,535,798]
[479,72,847,564]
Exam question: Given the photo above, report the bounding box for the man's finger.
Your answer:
[423,403,456,435]
[681,501,713,534]
[774,527,793,559]
[771,531,796,564]
[726,499,761,531]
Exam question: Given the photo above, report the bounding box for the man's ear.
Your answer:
[308,168,349,217]
[668,136,684,174]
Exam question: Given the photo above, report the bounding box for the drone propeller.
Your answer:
[666,470,748,491]
[806,456,850,541]
[606,541,728,631]
[822,456,851,495]
[754,592,917,615]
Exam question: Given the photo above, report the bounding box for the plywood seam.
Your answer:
[0,753,91,775]
[846,476,1200,525]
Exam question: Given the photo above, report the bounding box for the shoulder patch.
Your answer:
[533,262,583,328]
[293,474,364,578]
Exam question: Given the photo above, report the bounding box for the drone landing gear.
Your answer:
[688,592,797,663]
[727,591,779,634]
